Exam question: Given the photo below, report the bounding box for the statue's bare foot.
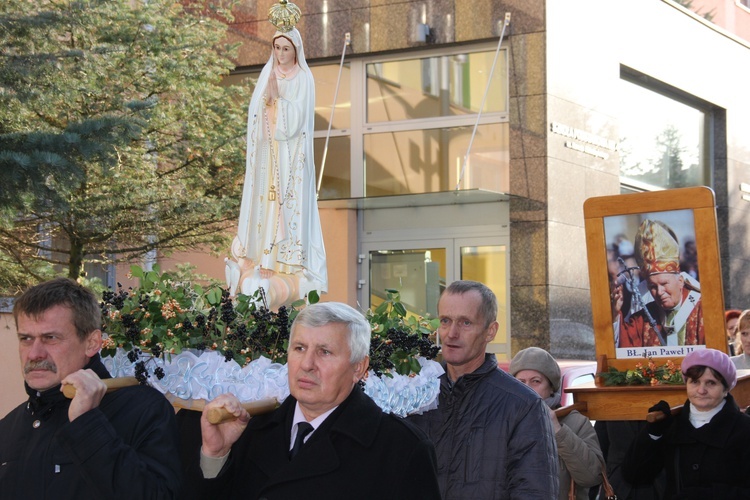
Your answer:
[259,267,275,279]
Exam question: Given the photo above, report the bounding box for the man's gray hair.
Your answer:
[291,302,371,363]
[443,280,498,329]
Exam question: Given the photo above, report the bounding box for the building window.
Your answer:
[618,68,712,193]
[364,123,508,197]
[311,63,351,199]
[42,229,115,288]
[365,51,507,122]
[314,44,509,199]
[229,43,510,201]
[314,135,351,199]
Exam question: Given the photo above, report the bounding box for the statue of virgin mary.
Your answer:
[226,1,327,307]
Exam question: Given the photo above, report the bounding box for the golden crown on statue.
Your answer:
[269,0,301,32]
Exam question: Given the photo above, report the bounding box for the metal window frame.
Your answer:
[311,42,511,199]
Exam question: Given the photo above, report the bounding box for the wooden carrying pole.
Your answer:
[554,401,588,419]
[61,376,139,398]
[207,399,279,424]
[62,376,279,423]
[171,397,280,424]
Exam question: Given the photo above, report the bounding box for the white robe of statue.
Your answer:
[226,28,327,307]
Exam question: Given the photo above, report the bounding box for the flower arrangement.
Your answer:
[599,355,684,386]
[100,265,440,385]
[366,289,440,377]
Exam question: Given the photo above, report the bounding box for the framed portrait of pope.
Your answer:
[584,187,726,371]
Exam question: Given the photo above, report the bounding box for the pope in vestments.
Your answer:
[614,219,704,347]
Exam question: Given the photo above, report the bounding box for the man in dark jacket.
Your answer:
[408,280,559,499]
[0,278,182,499]
[188,301,441,499]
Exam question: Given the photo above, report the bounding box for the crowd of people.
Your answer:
[2,276,750,499]
[5,0,749,496]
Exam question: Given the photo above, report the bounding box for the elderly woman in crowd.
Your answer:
[624,348,750,498]
[510,347,603,500]
[731,309,750,367]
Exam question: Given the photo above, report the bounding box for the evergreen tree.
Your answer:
[0,0,252,293]
[672,0,715,22]
[652,125,689,189]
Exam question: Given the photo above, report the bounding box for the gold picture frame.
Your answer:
[583,186,726,372]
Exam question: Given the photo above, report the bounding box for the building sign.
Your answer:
[550,122,618,160]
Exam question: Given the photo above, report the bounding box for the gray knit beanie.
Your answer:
[509,347,561,392]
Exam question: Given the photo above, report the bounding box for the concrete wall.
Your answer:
[0,313,25,418]
[546,0,750,331]
[226,1,545,67]
[151,207,358,306]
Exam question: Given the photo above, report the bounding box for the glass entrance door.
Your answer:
[455,240,509,358]
[360,236,510,358]
[368,247,447,318]
[362,238,452,319]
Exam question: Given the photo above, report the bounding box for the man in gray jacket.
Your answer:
[408,280,559,499]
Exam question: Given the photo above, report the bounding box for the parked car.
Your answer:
[498,358,597,407]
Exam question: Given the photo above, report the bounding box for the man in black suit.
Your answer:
[190,302,440,499]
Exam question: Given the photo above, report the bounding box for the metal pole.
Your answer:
[455,12,511,191]
[317,32,351,194]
